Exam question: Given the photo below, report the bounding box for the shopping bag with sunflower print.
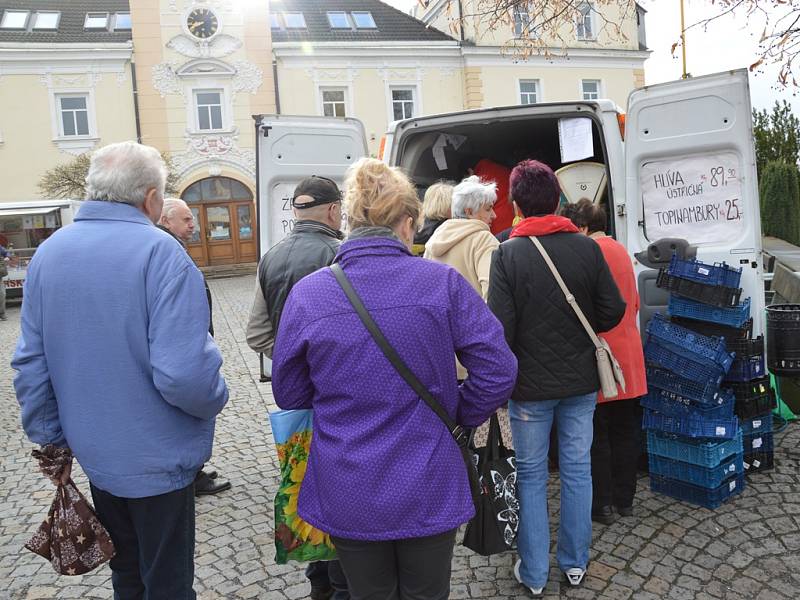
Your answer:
[269,409,336,564]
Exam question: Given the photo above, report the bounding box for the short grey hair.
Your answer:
[161,197,189,220]
[85,141,167,206]
[452,175,497,219]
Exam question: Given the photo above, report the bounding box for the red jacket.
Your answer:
[474,159,514,235]
[593,234,647,401]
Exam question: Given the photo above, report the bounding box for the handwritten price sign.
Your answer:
[641,152,744,245]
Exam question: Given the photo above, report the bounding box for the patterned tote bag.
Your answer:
[269,409,336,564]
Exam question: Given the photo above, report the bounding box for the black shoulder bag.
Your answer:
[329,263,481,510]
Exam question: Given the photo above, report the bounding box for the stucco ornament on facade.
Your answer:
[231,61,263,95]
[166,34,242,59]
[151,62,183,98]
[171,137,255,182]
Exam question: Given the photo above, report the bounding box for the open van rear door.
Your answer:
[624,69,765,334]
[254,115,367,256]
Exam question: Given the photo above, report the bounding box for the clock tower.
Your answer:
[130,1,276,266]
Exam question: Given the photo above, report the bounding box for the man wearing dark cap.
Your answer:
[246,176,348,600]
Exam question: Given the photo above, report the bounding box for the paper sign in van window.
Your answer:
[640,152,744,244]
[559,118,594,163]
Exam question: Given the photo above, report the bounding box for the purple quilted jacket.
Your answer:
[272,233,517,541]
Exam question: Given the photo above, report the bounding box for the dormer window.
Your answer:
[327,12,351,29]
[352,12,377,29]
[283,12,306,29]
[0,10,30,29]
[114,13,131,31]
[33,12,60,30]
[84,13,109,30]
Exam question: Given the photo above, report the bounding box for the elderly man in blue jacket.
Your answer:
[12,141,229,599]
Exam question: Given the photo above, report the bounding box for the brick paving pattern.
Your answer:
[2,274,800,599]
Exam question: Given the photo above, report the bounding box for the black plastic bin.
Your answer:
[766,304,800,376]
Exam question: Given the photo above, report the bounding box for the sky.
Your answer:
[384,0,800,113]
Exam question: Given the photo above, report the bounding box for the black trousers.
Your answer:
[330,529,457,600]
[591,398,641,510]
[306,560,350,599]
[90,483,196,600]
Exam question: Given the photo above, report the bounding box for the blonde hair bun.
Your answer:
[344,158,420,230]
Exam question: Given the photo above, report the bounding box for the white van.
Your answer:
[254,69,764,334]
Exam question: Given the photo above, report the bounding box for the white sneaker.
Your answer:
[514,559,544,597]
[564,567,586,586]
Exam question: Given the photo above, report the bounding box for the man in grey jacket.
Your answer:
[247,176,348,600]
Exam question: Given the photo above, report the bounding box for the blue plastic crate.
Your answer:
[740,414,773,436]
[657,271,742,308]
[650,473,744,509]
[646,314,734,370]
[668,296,752,329]
[724,354,765,382]
[667,255,743,288]
[649,453,743,489]
[645,340,728,385]
[646,430,743,468]
[642,408,739,440]
[646,366,727,406]
[744,431,774,455]
[641,388,734,419]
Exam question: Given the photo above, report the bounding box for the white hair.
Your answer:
[451,175,497,219]
[161,197,189,220]
[85,141,167,206]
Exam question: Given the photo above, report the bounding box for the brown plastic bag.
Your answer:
[25,446,115,575]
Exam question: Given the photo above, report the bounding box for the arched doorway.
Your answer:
[181,176,256,266]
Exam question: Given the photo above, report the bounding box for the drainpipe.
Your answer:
[272,57,281,114]
[130,61,142,144]
[457,0,465,41]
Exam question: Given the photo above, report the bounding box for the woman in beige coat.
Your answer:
[424,175,500,300]
[425,175,501,384]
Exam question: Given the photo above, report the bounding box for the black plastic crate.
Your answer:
[729,377,776,419]
[656,270,742,308]
[743,451,775,474]
[670,317,753,341]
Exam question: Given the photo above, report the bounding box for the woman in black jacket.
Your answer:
[488,160,625,596]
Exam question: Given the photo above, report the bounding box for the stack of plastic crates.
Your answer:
[663,256,776,476]
[642,313,743,508]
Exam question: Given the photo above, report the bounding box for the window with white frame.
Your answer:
[113,13,131,30]
[283,12,306,28]
[576,3,595,39]
[321,88,347,117]
[270,13,282,29]
[519,80,539,105]
[391,88,415,121]
[513,5,530,37]
[0,10,29,29]
[33,12,60,29]
[195,90,224,131]
[327,12,351,28]
[58,96,90,137]
[352,11,377,29]
[84,12,109,30]
[582,79,600,100]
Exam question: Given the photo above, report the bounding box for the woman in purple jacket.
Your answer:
[272,158,518,599]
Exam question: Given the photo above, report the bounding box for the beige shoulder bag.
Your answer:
[528,236,626,399]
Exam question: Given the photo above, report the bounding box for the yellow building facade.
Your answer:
[130,0,276,266]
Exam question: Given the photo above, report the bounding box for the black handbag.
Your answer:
[329,264,481,510]
[463,413,519,555]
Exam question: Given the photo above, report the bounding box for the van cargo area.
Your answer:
[393,113,609,198]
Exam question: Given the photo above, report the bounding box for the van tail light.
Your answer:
[378,135,387,160]
[617,113,626,141]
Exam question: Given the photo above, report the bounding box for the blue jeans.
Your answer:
[509,393,596,589]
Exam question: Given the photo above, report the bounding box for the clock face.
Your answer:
[186,8,219,39]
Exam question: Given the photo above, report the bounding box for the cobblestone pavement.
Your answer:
[3,274,800,599]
